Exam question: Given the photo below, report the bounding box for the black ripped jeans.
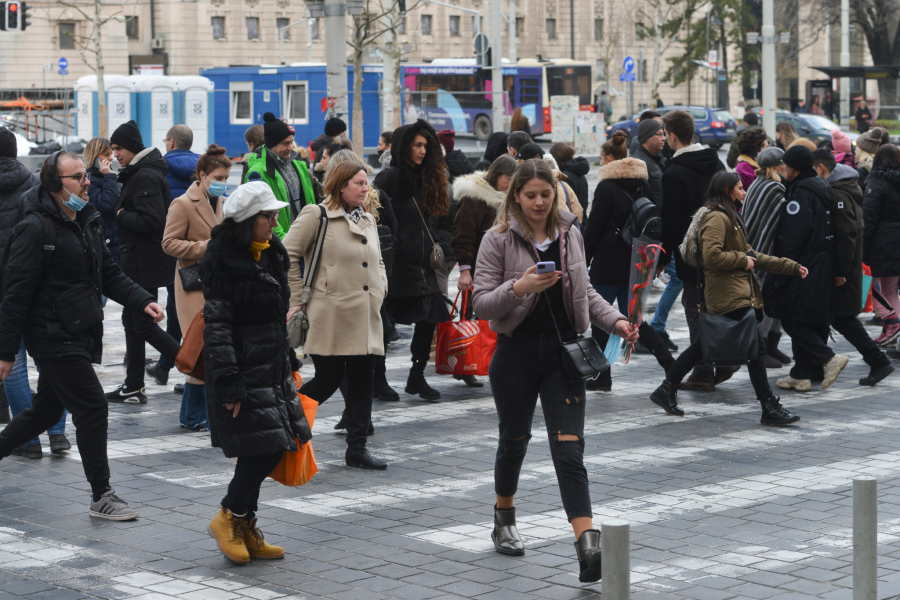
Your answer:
[489,332,592,520]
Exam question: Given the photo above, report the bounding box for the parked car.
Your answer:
[778,113,860,146]
[607,106,738,148]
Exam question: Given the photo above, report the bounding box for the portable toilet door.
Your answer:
[175,76,215,152]
[106,75,135,138]
[74,75,96,142]
[131,75,176,155]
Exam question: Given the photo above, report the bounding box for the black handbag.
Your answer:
[544,292,610,382]
[178,262,203,292]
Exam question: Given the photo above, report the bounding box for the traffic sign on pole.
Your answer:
[623,57,634,74]
[619,73,636,82]
[58,57,68,70]
[58,69,68,75]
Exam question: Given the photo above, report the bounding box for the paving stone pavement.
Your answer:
[2,281,900,600]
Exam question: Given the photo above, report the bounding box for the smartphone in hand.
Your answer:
[536,261,556,274]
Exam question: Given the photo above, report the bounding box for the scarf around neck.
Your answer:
[251,240,270,261]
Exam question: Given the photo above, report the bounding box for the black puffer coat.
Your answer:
[87,166,120,263]
[444,149,475,183]
[115,147,176,288]
[863,167,900,277]
[559,157,590,213]
[0,158,37,265]
[0,187,153,363]
[763,170,836,325]
[200,228,311,458]
[373,120,453,298]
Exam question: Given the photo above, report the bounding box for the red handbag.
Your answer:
[435,291,497,377]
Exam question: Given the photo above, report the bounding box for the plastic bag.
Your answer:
[435,291,497,377]
[268,372,318,487]
[624,236,665,362]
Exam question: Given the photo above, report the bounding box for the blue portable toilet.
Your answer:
[131,75,177,155]
[173,76,215,153]
[74,75,136,141]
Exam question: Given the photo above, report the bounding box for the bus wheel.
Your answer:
[474,115,493,141]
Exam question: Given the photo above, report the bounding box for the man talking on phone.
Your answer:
[0,151,166,520]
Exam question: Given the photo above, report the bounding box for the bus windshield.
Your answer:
[545,65,592,106]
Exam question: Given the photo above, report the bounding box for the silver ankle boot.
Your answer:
[491,505,524,556]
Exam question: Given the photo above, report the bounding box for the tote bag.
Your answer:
[435,291,497,377]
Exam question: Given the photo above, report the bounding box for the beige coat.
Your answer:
[283,203,388,356]
[162,182,224,383]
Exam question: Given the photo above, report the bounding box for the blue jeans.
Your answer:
[650,262,683,332]
[180,383,208,429]
[593,284,628,314]
[6,339,67,446]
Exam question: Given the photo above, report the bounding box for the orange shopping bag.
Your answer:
[435,291,497,377]
[268,372,318,486]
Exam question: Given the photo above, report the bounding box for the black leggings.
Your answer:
[666,307,772,400]
[221,450,283,521]
[300,354,375,449]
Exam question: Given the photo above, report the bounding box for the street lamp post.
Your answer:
[761,0,776,137]
[279,16,314,65]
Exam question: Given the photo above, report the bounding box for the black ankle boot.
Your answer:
[759,393,800,426]
[405,360,441,401]
[574,529,602,583]
[860,362,895,386]
[345,447,388,470]
[650,380,683,416]
[638,323,675,372]
[373,357,400,401]
[766,331,792,365]
[492,505,524,556]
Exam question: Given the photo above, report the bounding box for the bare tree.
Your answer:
[638,0,677,101]
[54,0,124,138]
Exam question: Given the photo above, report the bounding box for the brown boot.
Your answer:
[207,507,250,564]
[242,518,285,559]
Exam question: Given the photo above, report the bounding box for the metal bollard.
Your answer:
[854,477,877,600]
[601,519,630,599]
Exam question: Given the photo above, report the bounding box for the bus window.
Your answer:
[545,65,592,105]
[519,78,540,105]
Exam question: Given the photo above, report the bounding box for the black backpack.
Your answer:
[613,187,663,247]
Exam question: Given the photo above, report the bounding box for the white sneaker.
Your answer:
[776,376,812,391]
[821,354,849,390]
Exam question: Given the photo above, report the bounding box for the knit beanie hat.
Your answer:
[517,143,545,161]
[437,129,455,152]
[110,120,145,154]
[831,128,852,154]
[756,147,784,169]
[637,119,663,144]
[0,127,17,158]
[782,145,814,172]
[324,117,347,138]
[856,126,890,155]
[263,112,294,149]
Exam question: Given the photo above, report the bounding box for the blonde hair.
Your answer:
[755,166,783,182]
[857,148,875,172]
[84,137,111,168]
[493,160,561,241]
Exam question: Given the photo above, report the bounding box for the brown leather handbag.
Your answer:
[175,309,205,380]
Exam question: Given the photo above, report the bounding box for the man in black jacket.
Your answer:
[658,110,725,390]
[106,121,181,403]
[0,152,165,519]
[766,145,848,392]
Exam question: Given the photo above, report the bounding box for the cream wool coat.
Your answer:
[283,203,388,356]
[162,181,225,384]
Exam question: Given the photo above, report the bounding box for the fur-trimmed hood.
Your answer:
[678,206,711,267]
[452,172,505,210]
[869,166,900,185]
[598,157,648,182]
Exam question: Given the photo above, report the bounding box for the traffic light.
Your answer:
[0,1,24,31]
[21,2,31,30]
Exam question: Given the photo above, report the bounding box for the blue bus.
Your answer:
[401,58,593,140]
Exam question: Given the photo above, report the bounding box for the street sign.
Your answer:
[474,33,489,54]
[58,57,68,70]
[708,50,718,67]
[623,56,634,74]
[43,63,51,71]
[58,69,68,76]
[619,73,636,82]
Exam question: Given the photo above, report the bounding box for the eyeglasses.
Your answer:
[59,173,89,182]
[258,212,279,223]
[653,132,666,139]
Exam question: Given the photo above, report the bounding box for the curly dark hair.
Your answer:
[738,128,768,159]
[393,120,450,216]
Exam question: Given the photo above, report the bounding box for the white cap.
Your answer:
[223,181,289,223]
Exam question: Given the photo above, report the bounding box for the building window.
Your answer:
[398,16,406,35]
[596,58,606,80]
[59,22,76,49]
[421,14,432,35]
[516,17,524,37]
[211,16,225,40]
[276,17,289,40]
[449,15,460,37]
[125,16,139,40]
[285,81,308,123]
[594,18,603,40]
[230,82,253,124]
[246,17,259,40]
[311,18,320,40]
[546,18,556,39]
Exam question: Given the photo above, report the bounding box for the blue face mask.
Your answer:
[204,176,227,198]
[63,193,87,211]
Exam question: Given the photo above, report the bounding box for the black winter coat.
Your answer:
[0,158,37,266]
[660,146,725,283]
[828,166,865,316]
[115,148,176,288]
[559,157,590,213]
[87,166,121,263]
[583,158,652,286]
[473,132,509,171]
[863,167,900,277]
[200,230,311,458]
[0,187,153,363]
[444,149,474,183]
[763,170,836,325]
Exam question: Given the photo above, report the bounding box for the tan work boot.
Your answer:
[207,507,250,564]
[242,518,285,559]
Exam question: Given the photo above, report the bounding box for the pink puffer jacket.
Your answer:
[473,210,626,336]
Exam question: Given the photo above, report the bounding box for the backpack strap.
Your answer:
[36,213,56,269]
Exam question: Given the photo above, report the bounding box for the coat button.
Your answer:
[362,238,367,244]
[363,262,368,267]
[364,285,369,291]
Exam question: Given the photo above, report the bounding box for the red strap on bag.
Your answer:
[435,290,497,377]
